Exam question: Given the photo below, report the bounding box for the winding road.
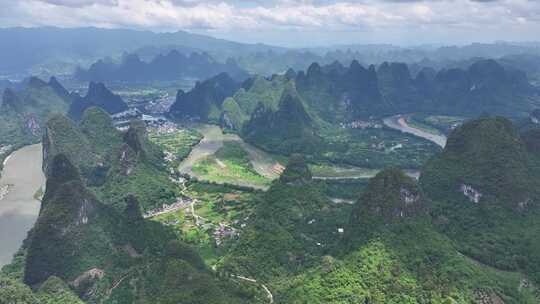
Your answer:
[383,115,447,148]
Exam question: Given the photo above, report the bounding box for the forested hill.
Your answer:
[169,58,539,128]
[0,76,72,148]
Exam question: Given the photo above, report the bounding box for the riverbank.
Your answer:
[383,114,447,148]
[0,144,45,267]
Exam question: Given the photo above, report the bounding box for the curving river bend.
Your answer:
[383,115,447,148]
[0,144,45,267]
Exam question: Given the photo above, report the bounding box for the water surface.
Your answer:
[0,144,44,266]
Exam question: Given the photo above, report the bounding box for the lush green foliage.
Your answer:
[44,110,179,211]
[192,141,271,188]
[421,116,540,282]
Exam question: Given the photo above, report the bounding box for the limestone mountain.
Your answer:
[295,61,388,121]
[428,59,538,117]
[222,155,331,280]
[169,72,240,122]
[43,108,178,211]
[279,154,312,185]
[421,116,537,209]
[0,76,72,147]
[24,154,118,287]
[349,169,425,233]
[68,82,128,121]
[242,84,319,154]
[76,51,248,83]
[421,116,540,281]
[19,154,256,303]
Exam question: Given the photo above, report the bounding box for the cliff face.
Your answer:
[25,154,115,287]
[168,72,240,122]
[68,82,127,121]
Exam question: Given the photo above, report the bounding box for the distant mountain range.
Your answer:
[2,27,540,80]
[168,58,540,157]
[75,50,249,83]
[0,27,283,75]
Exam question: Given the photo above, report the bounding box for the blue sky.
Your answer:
[0,0,539,47]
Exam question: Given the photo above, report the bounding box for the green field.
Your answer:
[309,163,379,178]
[405,116,445,136]
[417,114,467,134]
[148,127,202,166]
[191,141,272,189]
[151,182,259,266]
[316,124,441,169]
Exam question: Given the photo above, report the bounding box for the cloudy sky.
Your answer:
[0,0,538,47]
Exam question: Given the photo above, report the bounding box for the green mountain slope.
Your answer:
[43,108,178,211]
[4,153,257,304]
[242,83,320,154]
[0,77,72,148]
[421,116,540,281]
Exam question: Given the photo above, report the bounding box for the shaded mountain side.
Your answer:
[24,154,118,287]
[17,154,257,303]
[377,62,424,111]
[242,84,321,155]
[295,61,389,121]
[76,51,248,83]
[0,76,72,146]
[169,72,240,122]
[68,82,127,121]
[167,59,538,163]
[429,59,537,117]
[0,275,84,304]
[43,109,178,211]
[420,116,540,281]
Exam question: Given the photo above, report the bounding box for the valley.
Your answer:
[2,23,540,304]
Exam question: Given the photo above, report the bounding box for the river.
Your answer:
[383,115,447,148]
[179,123,425,186]
[0,144,45,267]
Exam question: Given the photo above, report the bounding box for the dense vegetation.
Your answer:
[169,58,540,170]
[43,108,179,211]
[192,141,271,188]
[1,154,258,304]
[421,116,540,282]
[220,155,539,303]
[0,77,72,155]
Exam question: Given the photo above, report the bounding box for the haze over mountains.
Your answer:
[2,27,540,80]
[2,20,540,304]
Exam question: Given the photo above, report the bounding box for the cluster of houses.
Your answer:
[340,120,383,130]
[460,184,482,203]
[143,197,193,219]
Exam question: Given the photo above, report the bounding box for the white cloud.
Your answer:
[0,0,539,45]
